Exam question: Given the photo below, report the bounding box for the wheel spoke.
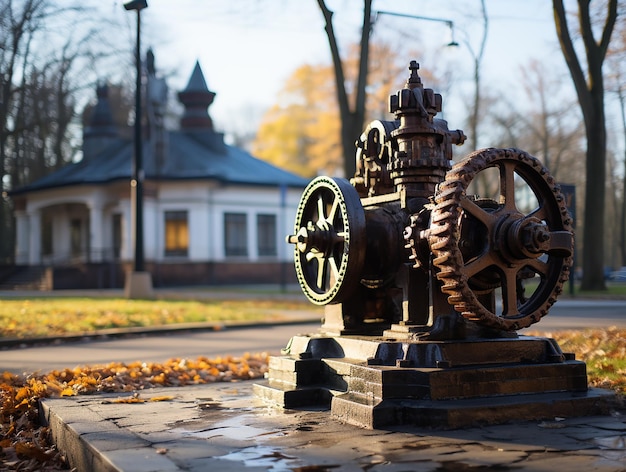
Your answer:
[317,195,326,222]
[461,198,497,228]
[527,205,546,221]
[327,197,339,223]
[328,256,340,285]
[526,258,549,277]
[499,161,518,212]
[316,256,327,290]
[462,252,497,278]
[501,268,521,317]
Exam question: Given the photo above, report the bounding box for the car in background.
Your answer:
[608,267,626,281]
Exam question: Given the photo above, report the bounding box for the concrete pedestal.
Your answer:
[254,334,615,429]
[124,271,154,299]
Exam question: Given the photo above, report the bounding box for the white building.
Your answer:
[8,53,306,289]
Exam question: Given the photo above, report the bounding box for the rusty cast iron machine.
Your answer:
[254,62,612,428]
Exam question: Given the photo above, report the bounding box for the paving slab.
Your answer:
[40,381,626,472]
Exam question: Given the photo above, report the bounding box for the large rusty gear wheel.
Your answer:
[429,148,574,331]
[287,177,366,305]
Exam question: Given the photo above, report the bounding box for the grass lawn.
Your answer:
[0,297,321,339]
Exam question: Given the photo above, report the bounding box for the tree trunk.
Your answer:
[317,0,372,179]
[581,97,607,289]
[553,0,617,291]
[619,88,626,267]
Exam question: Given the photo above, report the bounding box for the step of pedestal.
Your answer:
[345,360,588,400]
[253,381,333,408]
[330,388,614,429]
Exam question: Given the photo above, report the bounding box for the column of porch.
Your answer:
[89,201,104,262]
[28,210,41,265]
[14,211,29,264]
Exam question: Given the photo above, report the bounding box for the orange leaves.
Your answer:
[528,328,626,394]
[15,386,31,403]
[0,352,271,469]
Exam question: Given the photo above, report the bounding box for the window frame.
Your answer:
[256,213,277,257]
[164,210,189,258]
[224,212,248,257]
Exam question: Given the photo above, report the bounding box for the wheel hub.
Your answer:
[288,220,345,259]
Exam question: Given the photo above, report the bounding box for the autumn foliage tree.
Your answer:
[252,63,339,178]
[252,42,441,178]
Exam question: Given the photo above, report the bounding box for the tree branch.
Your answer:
[354,0,372,128]
[316,0,350,121]
[553,0,591,113]
[599,0,618,59]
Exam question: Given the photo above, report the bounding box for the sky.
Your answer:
[107,0,566,138]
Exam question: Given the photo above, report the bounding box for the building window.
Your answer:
[224,212,247,257]
[257,214,277,256]
[165,211,189,257]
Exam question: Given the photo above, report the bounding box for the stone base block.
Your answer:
[255,334,616,429]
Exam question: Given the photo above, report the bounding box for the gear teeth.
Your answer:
[428,147,574,331]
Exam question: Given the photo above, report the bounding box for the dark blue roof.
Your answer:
[10,130,307,195]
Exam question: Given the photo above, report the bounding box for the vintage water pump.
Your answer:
[287,60,573,337]
[255,62,611,428]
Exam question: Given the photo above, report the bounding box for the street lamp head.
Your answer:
[124,0,148,11]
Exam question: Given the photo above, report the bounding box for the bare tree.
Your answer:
[455,0,490,197]
[0,0,48,262]
[499,60,584,180]
[553,0,617,290]
[465,0,489,153]
[317,0,372,178]
[0,0,126,263]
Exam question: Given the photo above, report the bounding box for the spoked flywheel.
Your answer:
[429,148,574,330]
[287,177,366,305]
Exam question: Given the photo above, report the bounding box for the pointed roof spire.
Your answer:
[185,61,209,92]
[178,61,216,130]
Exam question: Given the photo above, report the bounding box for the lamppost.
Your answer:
[124,0,153,298]
[374,10,459,47]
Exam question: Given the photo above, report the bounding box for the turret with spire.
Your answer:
[177,61,216,131]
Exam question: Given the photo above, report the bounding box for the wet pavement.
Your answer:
[41,381,626,472]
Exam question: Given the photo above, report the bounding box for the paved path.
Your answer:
[42,381,626,472]
[1,321,320,374]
